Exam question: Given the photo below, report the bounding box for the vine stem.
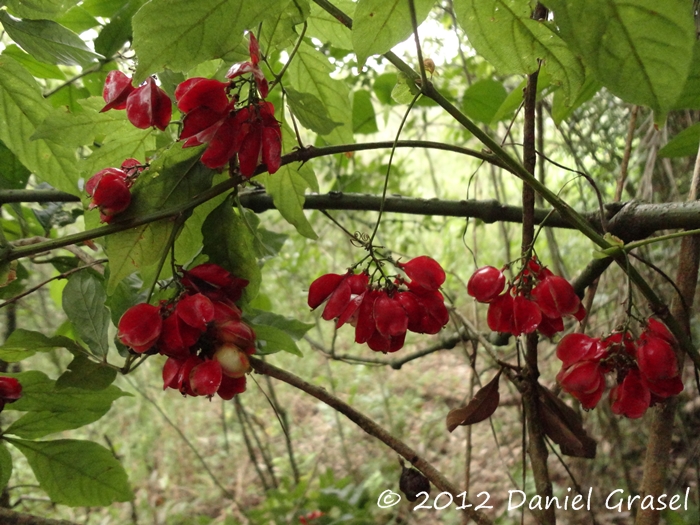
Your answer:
[248,356,494,525]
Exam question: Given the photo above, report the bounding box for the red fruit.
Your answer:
[158,313,201,358]
[610,370,650,419]
[572,303,587,322]
[101,70,135,112]
[355,290,379,344]
[537,314,564,338]
[571,379,605,410]
[556,333,604,368]
[321,278,352,321]
[175,77,230,114]
[126,77,172,131]
[487,293,514,333]
[262,124,282,174]
[557,360,604,396]
[189,360,223,396]
[239,121,263,177]
[399,256,446,291]
[216,320,256,348]
[467,266,505,303]
[176,293,215,331]
[367,330,405,353]
[411,289,449,334]
[176,355,202,396]
[308,273,345,309]
[118,303,163,353]
[86,168,132,223]
[511,296,542,336]
[643,374,684,398]
[183,263,233,290]
[601,331,636,358]
[531,275,580,319]
[0,376,22,402]
[396,291,423,333]
[180,106,228,144]
[85,167,127,197]
[248,33,261,65]
[374,292,408,337]
[336,292,364,329]
[212,301,242,323]
[644,318,676,345]
[120,158,144,177]
[162,357,183,390]
[637,336,678,382]
[213,344,251,378]
[217,375,247,400]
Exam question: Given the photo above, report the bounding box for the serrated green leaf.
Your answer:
[353,89,378,134]
[6,438,133,506]
[461,79,507,124]
[94,0,146,58]
[542,0,694,116]
[0,442,12,490]
[2,370,128,438]
[257,165,317,239]
[0,55,79,195]
[260,0,309,49]
[659,123,700,159]
[80,124,155,177]
[1,44,67,80]
[0,140,30,190]
[674,40,700,111]
[307,0,354,49]
[55,5,101,33]
[4,0,71,20]
[104,143,212,293]
[132,0,285,81]
[0,329,84,362]
[202,199,261,302]
[62,271,110,357]
[56,354,118,391]
[287,42,353,145]
[251,324,302,356]
[286,87,342,135]
[0,11,103,67]
[454,0,583,104]
[352,0,434,66]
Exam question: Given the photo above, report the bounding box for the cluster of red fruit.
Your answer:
[467,259,584,338]
[117,263,255,400]
[308,256,449,353]
[0,376,22,412]
[556,319,683,418]
[85,158,144,222]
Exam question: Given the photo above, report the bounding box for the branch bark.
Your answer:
[0,508,79,525]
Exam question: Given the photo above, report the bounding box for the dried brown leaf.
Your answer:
[446,370,501,432]
[538,385,596,458]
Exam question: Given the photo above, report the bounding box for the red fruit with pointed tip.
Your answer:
[159,313,201,358]
[610,370,650,419]
[0,376,22,403]
[537,314,564,338]
[126,77,172,131]
[214,344,251,378]
[556,333,604,368]
[262,125,281,173]
[411,289,449,334]
[248,33,261,65]
[557,360,604,398]
[176,293,215,331]
[86,168,132,223]
[336,292,364,329]
[644,318,676,345]
[190,360,223,396]
[175,77,230,114]
[101,70,135,112]
[643,374,684,398]
[217,375,247,400]
[531,275,580,318]
[467,266,505,303]
[118,303,162,353]
[321,278,352,321]
[355,290,379,344]
[487,293,514,333]
[216,320,255,349]
[162,357,183,390]
[637,336,678,382]
[182,263,233,290]
[399,256,445,291]
[374,293,408,337]
[512,296,542,335]
[212,301,242,323]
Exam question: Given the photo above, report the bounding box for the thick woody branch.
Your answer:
[248,356,493,525]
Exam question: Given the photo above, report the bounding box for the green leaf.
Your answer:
[0,442,12,491]
[4,0,72,20]
[6,438,133,506]
[131,0,285,81]
[104,143,212,293]
[0,329,84,362]
[352,0,434,66]
[286,87,342,135]
[307,0,354,49]
[56,355,117,391]
[287,42,353,145]
[674,40,700,111]
[658,123,700,159]
[352,89,378,134]
[260,0,310,49]
[541,0,695,116]
[454,0,583,104]
[94,0,146,58]
[461,79,507,124]
[251,324,303,356]
[0,140,30,190]
[202,199,262,302]
[62,271,110,357]
[373,72,398,105]
[0,11,103,67]
[1,44,67,80]
[249,309,314,340]
[550,74,600,125]
[257,165,318,240]
[82,0,128,17]
[80,124,155,177]
[391,72,420,105]
[0,55,79,195]
[3,371,128,438]
[55,5,101,34]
